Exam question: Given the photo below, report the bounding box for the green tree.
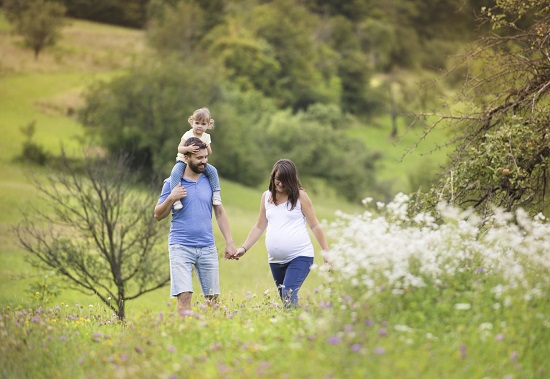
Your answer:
[16,152,167,320]
[5,0,66,59]
[262,106,379,201]
[146,0,205,54]
[248,0,341,110]
[58,0,148,28]
[204,17,282,95]
[79,57,224,177]
[417,0,550,215]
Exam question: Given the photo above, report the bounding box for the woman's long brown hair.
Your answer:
[268,159,303,210]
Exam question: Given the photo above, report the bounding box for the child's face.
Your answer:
[191,117,209,135]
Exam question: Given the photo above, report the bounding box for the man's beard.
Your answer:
[188,161,206,174]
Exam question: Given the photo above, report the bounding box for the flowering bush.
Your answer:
[321,193,550,303]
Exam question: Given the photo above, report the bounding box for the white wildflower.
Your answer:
[454,303,472,310]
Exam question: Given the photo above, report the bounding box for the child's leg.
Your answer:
[170,161,186,210]
[204,164,222,205]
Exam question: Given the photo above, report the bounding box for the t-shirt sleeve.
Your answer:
[182,130,194,140]
[157,179,171,205]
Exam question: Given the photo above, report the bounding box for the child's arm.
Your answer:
[177,138,199,154]
[206,144,212,155]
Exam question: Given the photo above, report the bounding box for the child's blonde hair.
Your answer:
[188,107,215,129]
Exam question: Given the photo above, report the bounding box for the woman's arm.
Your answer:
[234,193,268,258]
[299,190,330,262]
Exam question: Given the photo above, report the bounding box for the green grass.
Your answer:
[347,116,452,194]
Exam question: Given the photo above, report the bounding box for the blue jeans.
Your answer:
[269,256,314,308]
[168,244,220,297]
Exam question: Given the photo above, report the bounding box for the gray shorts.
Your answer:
[168,244,220,297]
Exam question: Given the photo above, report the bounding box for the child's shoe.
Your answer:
[173,200,183,210]
[212,192,222,206]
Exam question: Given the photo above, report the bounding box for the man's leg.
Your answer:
[204,294,219,307]
[177,292,193,314]
[195,246,220,305]
[169,245,196,315]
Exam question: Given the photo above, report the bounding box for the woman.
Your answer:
[233,159,330,307]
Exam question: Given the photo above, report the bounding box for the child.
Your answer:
[170,107,222,210]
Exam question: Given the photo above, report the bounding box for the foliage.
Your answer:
[417,0,550,215]
[261,106,379,201]
[79,56,224,177]
[58,0,148,28]
[17,120,49,165]
[24,270,61,305]
[146,0,205,54]
[79,59,380,202]
[15,151,168,320]
[4,0,66,59]
[145,0,480,117]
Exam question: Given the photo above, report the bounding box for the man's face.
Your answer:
[186,148,208,174]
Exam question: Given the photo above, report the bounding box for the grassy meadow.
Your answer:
[2,13,547,379]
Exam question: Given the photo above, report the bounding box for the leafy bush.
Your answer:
[17,121,49,165]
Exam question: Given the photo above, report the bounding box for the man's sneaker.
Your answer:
[173,200,183,210]
[212,192,222,206]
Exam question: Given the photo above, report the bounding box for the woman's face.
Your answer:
[273,171,286,193]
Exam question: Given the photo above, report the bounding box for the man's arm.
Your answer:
[154,184,187,221]
[213,204,237,258]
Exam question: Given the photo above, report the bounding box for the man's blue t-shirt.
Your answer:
[157,174,214,246]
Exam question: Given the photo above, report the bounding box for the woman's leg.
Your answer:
[270,256,314,308]
[269,262,288,301]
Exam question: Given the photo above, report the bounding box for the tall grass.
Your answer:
[1,197,548,378]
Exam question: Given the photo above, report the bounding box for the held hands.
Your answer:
[234,246,246,259]
[226,246,246,260]
[224,241,237,260]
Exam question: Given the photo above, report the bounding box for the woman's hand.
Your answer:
[233,246,247,259]
[321,249,332,272]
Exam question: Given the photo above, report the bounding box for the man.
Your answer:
[154,137,237,313]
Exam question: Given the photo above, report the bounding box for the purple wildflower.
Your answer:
[350,344,361,352]
[327,336,340,344]
[459,344,467,359]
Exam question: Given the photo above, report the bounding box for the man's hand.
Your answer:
[224,241,237,260]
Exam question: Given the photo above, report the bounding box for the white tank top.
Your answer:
[264,190,314,263]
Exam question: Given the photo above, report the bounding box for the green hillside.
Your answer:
[0,11,453,315]
[0,14,375,314]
